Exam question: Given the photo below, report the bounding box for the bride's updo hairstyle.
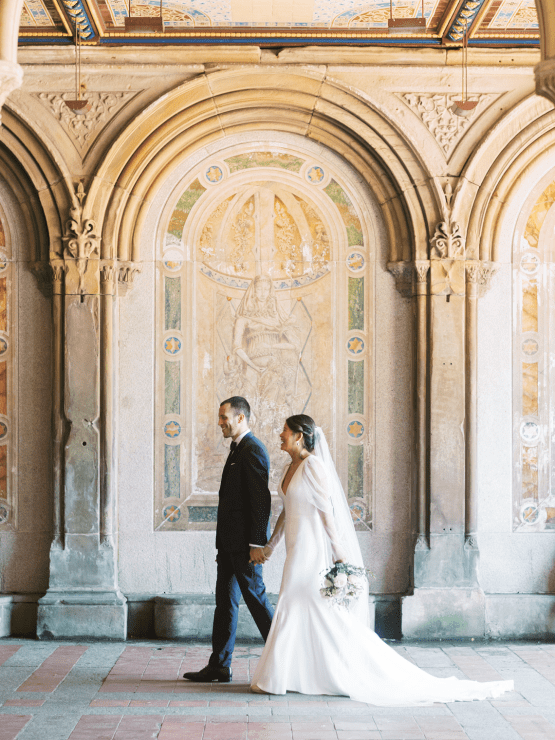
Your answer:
[286,414,318,453]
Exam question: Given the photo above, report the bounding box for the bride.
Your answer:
[251,414,514,705]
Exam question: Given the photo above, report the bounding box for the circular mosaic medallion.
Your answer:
[206,165,223,184]
[0,422,7,441]
[164,337,182,355]
[347,420,364,439]
[0,261,7,273]
[522,337,539,358]
[0,338,8,356]
[163,505,181,523]
[521,503,539,524]
[520,252,540,275]
[346,251,365,272]
[349,498,366,524]
[0,503,9,525]
[164,420,181,439]
[164,261,182,272]
[519,501,547,527]
[520,420,540,444]
[347,336,365,355]
[306,165,325,184]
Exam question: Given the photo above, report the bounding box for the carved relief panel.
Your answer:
[154,146,375,533]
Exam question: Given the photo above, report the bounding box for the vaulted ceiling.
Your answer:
[19,0,539,46]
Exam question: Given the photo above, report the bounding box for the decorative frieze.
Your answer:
[387,256,498,298]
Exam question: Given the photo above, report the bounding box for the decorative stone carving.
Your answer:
[466,260,499,297]
[400,93,498,158]
[414,261,431,283]
[34,92,135,153]
[62,182,101,295]
[415,534,430,551]
[430,220,465,260]
[117,261,142,296]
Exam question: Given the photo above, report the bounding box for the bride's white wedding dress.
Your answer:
[251,453,514,705]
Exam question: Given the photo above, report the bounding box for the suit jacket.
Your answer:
[215,432,272,553]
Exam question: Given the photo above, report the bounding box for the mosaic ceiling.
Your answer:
[19,0,539,45]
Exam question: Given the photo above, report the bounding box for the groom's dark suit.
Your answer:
[210,431,274,670]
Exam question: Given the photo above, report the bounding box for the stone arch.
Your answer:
[88,67,445,267]
[0,106,75,265]
[461,99,555,262]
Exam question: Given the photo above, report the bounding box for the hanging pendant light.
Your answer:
[64,19,90,115]
[125,0,164,33]
[451,19,477,117]
[388,0,427,34]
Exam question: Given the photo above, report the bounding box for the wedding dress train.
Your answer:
[251,454,514,706]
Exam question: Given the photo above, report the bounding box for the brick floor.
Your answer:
[1,640,555,739]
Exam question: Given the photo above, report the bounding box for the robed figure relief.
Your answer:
[223,274,303,472]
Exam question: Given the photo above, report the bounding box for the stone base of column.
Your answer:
[0,595,13,637]
[37,590,127,640]
[402,587,485,639]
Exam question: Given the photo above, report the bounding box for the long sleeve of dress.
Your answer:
[303,455,347,562]
[263,510,285,559]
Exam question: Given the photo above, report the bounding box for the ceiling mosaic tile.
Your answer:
[107,0,232,25]
[21,0,54,26]
[487,0,538,29]
[331,0,441,27]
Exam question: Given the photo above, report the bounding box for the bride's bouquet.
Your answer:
[320,562,368,609]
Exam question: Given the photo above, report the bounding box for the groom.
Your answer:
[183,396,274,683]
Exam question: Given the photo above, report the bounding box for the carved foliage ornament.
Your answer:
[400,93,498,159]
[35,92,135,152]
[430,219,465,260]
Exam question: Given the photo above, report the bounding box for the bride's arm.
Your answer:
[262,510,285,559]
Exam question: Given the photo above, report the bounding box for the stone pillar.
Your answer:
[37,187,128,640]
[402,221,486,638]
[0,0,25,124]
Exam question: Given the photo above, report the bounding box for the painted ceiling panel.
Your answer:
[18,0,539,43]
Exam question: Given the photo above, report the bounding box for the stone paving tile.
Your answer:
[17,647,88,693]
[4,640,555,739]
[0,714,32,740]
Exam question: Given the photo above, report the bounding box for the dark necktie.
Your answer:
[230,441,237,453]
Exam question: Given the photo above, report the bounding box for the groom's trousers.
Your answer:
[209,550,274,669]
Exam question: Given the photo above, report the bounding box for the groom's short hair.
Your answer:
[221,396,251,422]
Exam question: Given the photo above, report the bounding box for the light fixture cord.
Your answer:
[463,19,468,102]
[77,23,81,101]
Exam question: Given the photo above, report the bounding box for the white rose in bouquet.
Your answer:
[347,575,361,586]
[323,578,333,588]
[334,573,347,588]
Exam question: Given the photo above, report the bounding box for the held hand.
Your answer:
[249,546,266,565]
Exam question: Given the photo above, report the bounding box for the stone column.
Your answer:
[37,188,127,640]
[402,221,486,639]
[0,0,24,125]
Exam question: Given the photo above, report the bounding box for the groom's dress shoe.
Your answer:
[183,665,232,683]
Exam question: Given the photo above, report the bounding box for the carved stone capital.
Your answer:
[386,261,413,297]
[430,219,466,260]
[100,261,117,295]
[414,260,430,282]
[30,261,53,297]
[118,261,142,296]
[535,58,555,107]
[477,261,499,297]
